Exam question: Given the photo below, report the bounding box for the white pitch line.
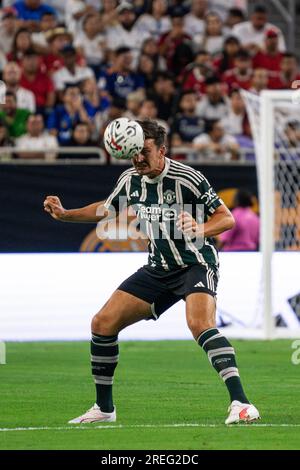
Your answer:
[0,423,300,432]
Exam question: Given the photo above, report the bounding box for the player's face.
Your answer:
[132,139,165,177]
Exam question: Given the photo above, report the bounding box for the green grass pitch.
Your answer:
[0,340,300,450]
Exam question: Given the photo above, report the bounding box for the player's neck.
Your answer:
[147,158,166,179]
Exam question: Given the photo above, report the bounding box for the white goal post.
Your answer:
[243,89,300,339]
[0,341,6,364]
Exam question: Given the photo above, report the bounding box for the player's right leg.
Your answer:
[69,290,152,424]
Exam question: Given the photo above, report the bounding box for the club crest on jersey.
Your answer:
[163,190,176,205]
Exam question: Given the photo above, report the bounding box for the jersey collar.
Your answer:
[142,157,170,184]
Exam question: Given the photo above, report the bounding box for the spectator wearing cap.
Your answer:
[31,11,58,49]
[47,84,90,144]
[232,4,286,54]
[198,11,227,56]
[0,91,31,138]
[171,90,205,149]
[249,68,269,95]
[20,48,55,112]
[148,71,175,122]
[181,50,215,97]
[184,0,207,43]
[222,50,253,91]
[106,2,150,67]
[74,13,106,74]
[13,0,57,30]
[3,61,36,112]
[193,118,240,161]
[158,11,192,74]
[219,189,259,252]
[43,27,74,74]
[52,44,94,94]
[136,0,171,41]
[0,8,19,55]
[213,36,241,76]
[98,47,144,105]
[16,113,58,159]
[269,53,300,90]
[252,29,283,72]
[196,76,229,121]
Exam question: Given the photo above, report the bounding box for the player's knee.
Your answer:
[187,317,215,339]
[91,310,120,335]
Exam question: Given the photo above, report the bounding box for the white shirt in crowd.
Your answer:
[232,21,286,52]
[136,14,171,41]
[16,132,58,161]
[106,24,150,66]
[196,96,229,121]
[209,0,248,21]
[53,65,94,91]
[221,110,243,135]
[184,13,205,44]
[74,31,106,65]
[64,0,101,35]
[193,132,238,161]
[16,87,36,113]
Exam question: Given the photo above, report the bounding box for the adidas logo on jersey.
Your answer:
[130,191,139,198]
[194,281,205,288]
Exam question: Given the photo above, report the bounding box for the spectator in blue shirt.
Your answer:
[47,85,90,144]
[98,47,145,106]
[171,90,205,148]
[13,0,56,27]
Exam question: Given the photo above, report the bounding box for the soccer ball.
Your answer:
[104,118,145,160]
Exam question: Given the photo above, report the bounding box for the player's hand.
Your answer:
[176,212,203,239]
[43,195,67,221]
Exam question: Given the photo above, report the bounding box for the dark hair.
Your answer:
[41,11,55,18]
[5,90,17,101]
[234,189,253,208]
[180,90,196,99]
[154,71,174,82]
[11,27,32,60]
[228,8,245,20]
[205,76,221,86]
[253,5,267,14]
[282,52,297,60]
[115,46,131,56]
[136,119,166,148]
[205,119,220,134]
[235,50,251,61]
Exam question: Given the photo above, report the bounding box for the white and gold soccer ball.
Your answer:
[104,117,145,160]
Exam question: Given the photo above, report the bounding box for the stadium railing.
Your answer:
[0,146,258,165]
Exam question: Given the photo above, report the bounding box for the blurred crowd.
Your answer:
[0,0,299,161]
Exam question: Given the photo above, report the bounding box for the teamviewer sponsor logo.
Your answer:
[95,198,205,250]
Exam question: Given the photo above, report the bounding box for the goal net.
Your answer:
[240,89,300,338]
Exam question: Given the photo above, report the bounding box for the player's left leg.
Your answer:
[185,292,260,424]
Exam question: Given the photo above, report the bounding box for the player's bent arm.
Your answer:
[43,196,116,223]
[203,204,235,237]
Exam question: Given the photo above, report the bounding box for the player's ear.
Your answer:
[159,145,166,158]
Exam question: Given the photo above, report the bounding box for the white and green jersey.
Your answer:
[104,158,223,271]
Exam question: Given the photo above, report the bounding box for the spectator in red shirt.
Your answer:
[20,48,55,113]
[213,36,241,76]
[181,50,215,97]
[43,27,73,75]
[269,53,300,90]
[158,12,192,74]
[252,29,283,72]
[222,50,253,91]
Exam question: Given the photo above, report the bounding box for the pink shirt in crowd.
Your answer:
[219,207,259,251]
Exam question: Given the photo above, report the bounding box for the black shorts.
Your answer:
[117,264,219,321]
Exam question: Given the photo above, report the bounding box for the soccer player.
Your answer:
[43,119,260,424]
